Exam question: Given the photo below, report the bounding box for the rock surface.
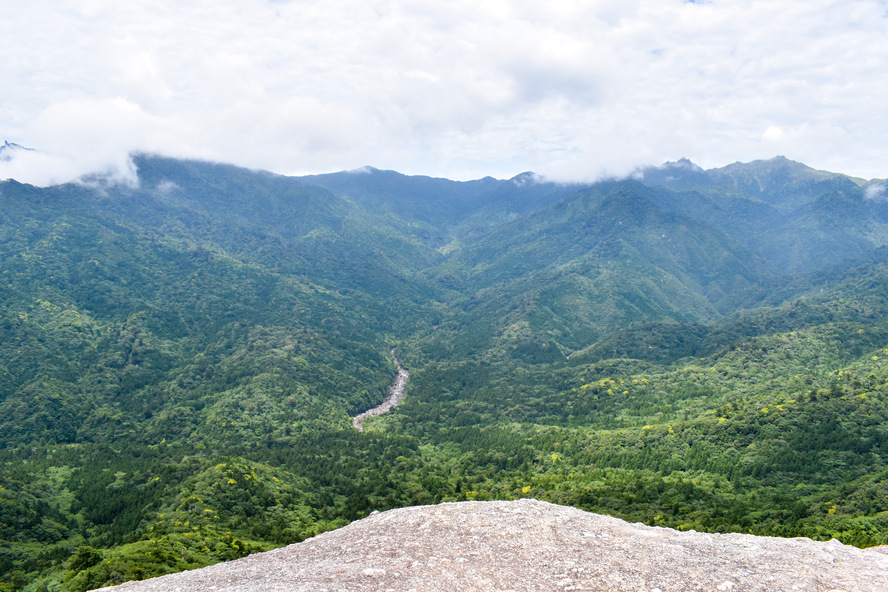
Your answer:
[93,499,888,592]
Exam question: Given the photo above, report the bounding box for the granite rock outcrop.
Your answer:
[94,499,888,592]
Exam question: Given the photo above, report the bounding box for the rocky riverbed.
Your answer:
[352,349,408,431]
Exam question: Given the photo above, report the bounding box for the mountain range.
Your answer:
[2,153,888,591]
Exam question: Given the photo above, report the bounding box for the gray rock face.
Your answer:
[93,499,888,592]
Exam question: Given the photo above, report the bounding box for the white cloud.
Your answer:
[2,96,167,186]
[865,183,886,201]
[1,0,887,185]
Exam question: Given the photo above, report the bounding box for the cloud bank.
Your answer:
[2,0,887,185]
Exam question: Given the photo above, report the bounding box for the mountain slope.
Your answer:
[4,154,888,592]
[420,180,768,360]
[298,167,582,246]
[707,155,864,211]
[639,157,888,273]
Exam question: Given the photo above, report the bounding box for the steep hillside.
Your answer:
[707,156,864,211]
[422,180,769,360]
[640,157,888,272]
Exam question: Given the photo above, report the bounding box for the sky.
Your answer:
[1,0,887,186]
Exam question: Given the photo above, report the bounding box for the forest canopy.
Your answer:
[2,155,888,591]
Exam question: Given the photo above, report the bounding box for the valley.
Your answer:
[352,350,409,431]
[1,155,888,591]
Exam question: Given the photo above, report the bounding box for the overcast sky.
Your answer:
[1,0,887,186]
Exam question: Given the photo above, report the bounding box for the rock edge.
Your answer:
[93,499,888,592]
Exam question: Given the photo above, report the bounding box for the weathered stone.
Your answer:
[93,499,888,592]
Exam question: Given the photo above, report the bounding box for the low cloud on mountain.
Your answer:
[2,0,887,185]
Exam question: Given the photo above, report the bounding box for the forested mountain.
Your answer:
[639,157,888,272]
[298,167,581,247]
[2,154,888,591]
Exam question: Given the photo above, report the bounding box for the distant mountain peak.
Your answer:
[0,140,34,161]
[712,155,843,186]
[345,165,378,174]
[510,171,543,187]
[635,158,710,188]
[661,158,704,172]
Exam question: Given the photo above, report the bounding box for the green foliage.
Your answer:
[4,156,888,590]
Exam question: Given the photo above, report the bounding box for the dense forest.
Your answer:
[2,155,888,591]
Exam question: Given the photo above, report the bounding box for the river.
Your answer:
[352,349,408,431]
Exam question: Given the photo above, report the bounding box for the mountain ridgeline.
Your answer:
[2,155,888,591]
